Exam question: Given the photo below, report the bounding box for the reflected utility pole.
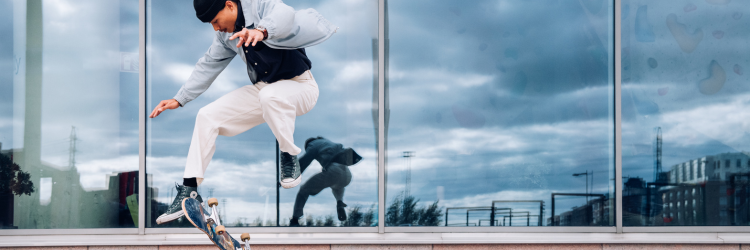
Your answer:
[68,126,77,168]
[573,171,590,203]
[403,151,414,197]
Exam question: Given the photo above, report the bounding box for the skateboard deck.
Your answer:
[182,198,247,250]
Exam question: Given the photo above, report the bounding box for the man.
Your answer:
[151,0,337,224]
[290,137,362,226]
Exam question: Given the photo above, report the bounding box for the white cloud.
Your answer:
[76,155,139,190]
[332,60,372,88]
[388,67,496,93]
[660,93,750,150]
[389,117,611,172]
[164,63,194,85]
[46,0,77,16]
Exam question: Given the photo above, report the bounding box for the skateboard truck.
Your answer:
[207,198,222,226]
[241,233,251,250]
[206,198,251,250]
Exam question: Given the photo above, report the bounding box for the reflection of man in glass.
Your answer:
[149,0,337,224]
[290,137,362,226]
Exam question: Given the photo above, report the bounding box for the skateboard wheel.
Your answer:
[241,233,250,241]
[208,198,219,207]
[216,225,226,234]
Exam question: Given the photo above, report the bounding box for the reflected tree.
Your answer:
[342,205,363,226]
[0,154,34,196]
[305,215,314,226]
[363,205,376,226]
[418,201,442,226]
[386,194,443,226]
[323,215,335,226]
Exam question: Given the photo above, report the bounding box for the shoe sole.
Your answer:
[156,210,184,224]
[156,201,205,224]
[280,176,302,189]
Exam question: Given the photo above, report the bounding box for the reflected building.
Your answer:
[2,146,147,229]
[631,152,750,226]
[548,197,610,226]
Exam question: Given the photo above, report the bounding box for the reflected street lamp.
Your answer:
[573,171,590,203]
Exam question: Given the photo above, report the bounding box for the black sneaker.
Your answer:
[156,183,203,224]
[337,201,347,221]
[280,152,302,188]
[289,217,300,227]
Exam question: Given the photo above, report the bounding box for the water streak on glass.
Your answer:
[622,0,750,226]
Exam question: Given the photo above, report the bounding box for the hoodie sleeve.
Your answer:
[173,32,237,106]
[251,0,338,50]
[256,0,295,41]
[298,145,319,173]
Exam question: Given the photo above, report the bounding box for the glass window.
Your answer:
[1,0,140,229]
[622,0,750,226]
[146,0,377,228]
[386,0,614,227]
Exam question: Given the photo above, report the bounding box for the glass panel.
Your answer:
[146,0,377,227]
[279,0,379,227]
[1,0,140,229]
[622,0,750,226]
[385,0,614,227]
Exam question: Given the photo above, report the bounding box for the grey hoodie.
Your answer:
[300,137,362,172]
[174,0,338,106]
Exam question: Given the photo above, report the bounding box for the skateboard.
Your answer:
[182,197,252,250]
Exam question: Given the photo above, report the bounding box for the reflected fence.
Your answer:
[445,200,544,227]
[550,193,606,226]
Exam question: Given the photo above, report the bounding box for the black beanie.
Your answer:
[194,0,227,23]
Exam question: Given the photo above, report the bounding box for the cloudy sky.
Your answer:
[621,0,750,178]
[1,0,748,229]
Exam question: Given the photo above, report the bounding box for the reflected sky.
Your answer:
[386,0,615,226]
[622,0,750,179]
[1,0,140,189]
[622,0,750,226]
[10,0,737,228]
[146,0,378,226]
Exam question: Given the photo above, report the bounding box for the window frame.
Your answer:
[6,0,750,238]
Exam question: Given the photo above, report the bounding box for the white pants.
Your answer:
[184,70,319,185]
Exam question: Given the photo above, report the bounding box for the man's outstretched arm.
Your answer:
[149,99,181,118]
[150,32,237,118]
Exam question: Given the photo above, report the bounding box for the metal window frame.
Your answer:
[614,0,623,234]
[4,0,750,238]
[139,0,147,236]
[377,0,386,235]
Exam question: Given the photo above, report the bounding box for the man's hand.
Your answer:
[150,99,181,118]
[229,28,265,48]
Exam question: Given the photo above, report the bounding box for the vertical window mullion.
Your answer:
[614,0,623,234]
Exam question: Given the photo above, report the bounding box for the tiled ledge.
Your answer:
[1,244,750,250]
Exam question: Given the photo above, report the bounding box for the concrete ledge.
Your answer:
[2,244,750,250]
[1,233,750,247]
